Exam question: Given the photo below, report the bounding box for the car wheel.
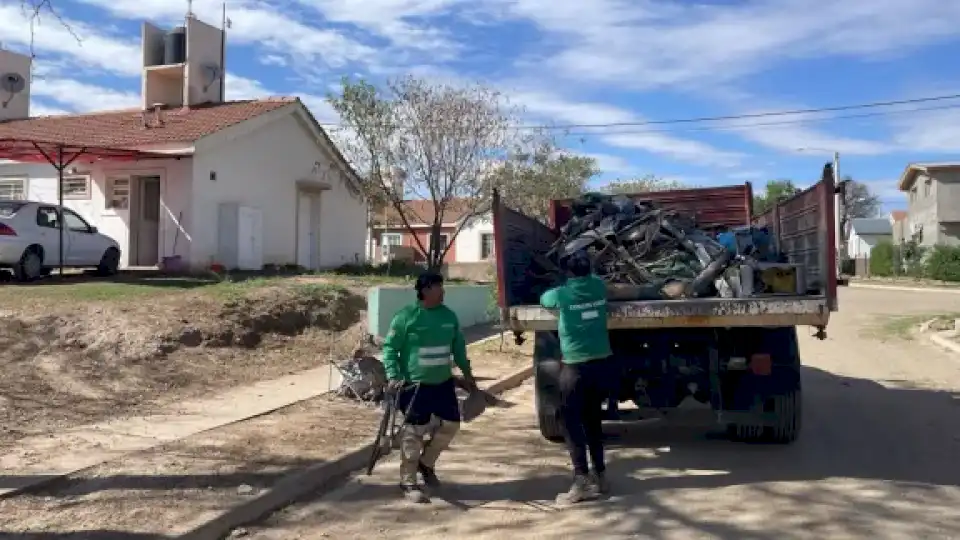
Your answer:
[96,247,120,276]
[14,247,43,282]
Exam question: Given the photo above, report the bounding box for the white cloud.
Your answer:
[509,89,743,168]
[890,107,960,153]
[31,78,139,111]
[496,0,960,91]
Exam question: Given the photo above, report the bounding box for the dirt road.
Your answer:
[244,287,960,539]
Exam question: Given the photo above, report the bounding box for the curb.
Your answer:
[928,332,960,355]
[849,282,960,294]
[179,364,534,540]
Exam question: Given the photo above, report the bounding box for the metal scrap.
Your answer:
[540,192,769,300]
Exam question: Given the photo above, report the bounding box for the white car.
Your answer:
[0,200,121,281]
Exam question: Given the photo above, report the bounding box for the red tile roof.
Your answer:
[373,198,475,226]
[890,210,908,222]
[0,98,296,148]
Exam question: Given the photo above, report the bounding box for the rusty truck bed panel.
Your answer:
[506,296,831,331]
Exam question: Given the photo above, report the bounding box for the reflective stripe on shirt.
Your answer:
[419,345,452,366]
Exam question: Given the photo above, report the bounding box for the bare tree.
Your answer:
[603,175,686,195]
[328,76,523,269]
[18,0,81,57]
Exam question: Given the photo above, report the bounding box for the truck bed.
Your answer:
[492,170,838,331]
[507,295,830,331]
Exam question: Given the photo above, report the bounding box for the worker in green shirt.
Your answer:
[540,250,614,504]
[382,271,478,504]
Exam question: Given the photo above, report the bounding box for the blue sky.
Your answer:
[1,0,958,214]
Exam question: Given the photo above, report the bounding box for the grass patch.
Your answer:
[868,312,960,341]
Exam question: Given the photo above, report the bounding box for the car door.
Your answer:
[35,205,64,266]
[62,208,99,265]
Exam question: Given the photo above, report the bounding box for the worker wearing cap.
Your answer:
[382,270,478,503]
[540,251,614,504]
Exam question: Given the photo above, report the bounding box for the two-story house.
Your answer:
[898,162,960,246]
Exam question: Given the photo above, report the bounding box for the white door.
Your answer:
[237,206,263,270]
[309,195,322,268]
[297,194,311,268]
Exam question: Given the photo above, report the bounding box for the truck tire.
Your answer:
[534,331,565,443]
[767,389,802,443]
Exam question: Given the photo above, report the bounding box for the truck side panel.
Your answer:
[753,165,838,310]
[548,184,754,231]
[491,190,558,307]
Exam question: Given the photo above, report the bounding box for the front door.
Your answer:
[132,176,160,266]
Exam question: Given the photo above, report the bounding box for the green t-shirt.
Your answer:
[540,275,612,364]
[382,302,472,384]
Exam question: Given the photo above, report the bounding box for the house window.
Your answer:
[0,177,26,200]
[381,232,402,247]
[430,234,448,253]
[910,187,917,202]
[924,179,931,198]
[480,233,494,259]
[62,175,91,200]
[106,177,130,210]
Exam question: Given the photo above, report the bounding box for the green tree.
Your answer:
[493,140,599,224]
[869,240,895,277]
[753,179,800,215]
[602,175,685,194]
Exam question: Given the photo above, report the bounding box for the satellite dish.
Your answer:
[201,64,221,92]
[1,72,25,94]
[1,72,25,108]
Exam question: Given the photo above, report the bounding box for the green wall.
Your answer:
[368,284,494,337]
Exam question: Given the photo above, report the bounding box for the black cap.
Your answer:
[415,271,444,293]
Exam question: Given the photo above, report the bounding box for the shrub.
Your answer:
[924,245,960,282]
[869,240,895,277]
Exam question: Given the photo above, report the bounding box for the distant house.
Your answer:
[368,199,493,264]
[898,162,960,247]
[890,210,908,245]
[847,218,893,259]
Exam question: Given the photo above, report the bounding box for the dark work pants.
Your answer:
[559,357,613,476]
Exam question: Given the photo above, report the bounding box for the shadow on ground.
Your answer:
[255,366,960,538]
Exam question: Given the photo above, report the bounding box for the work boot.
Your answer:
[591,471,610,495]
[401,484,429,504]
[419,462,441,489]
[555,474,598,505]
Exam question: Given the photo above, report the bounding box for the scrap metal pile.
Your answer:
[538,192,784,300]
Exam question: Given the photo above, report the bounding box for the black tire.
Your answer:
[96,247,120,277]
[767,389,802,443]
[533,332,565,442]
[14,247,43,282]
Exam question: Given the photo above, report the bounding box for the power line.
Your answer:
[318,92,960,131]
[556,103,960,137]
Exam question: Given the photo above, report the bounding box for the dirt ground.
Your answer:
[0,328,528,537]
[0,277,368,451]
[243,286,960,540]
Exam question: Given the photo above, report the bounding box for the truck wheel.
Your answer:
[767,389,802,443]
[534,331,564,443]
[732,389,802,443]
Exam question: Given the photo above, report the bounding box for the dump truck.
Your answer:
[491,164,839,444]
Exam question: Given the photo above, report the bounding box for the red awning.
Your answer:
[0,138,175,165]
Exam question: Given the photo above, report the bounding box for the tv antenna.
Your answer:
[1,72,26,108]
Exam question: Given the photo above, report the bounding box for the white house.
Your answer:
[846,218,893,259]
[0,16,366,272]
[367,198,494,264]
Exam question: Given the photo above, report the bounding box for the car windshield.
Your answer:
[0,201,27,218]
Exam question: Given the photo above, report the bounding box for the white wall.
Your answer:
[847,231,888,258]
[190,106,366,270]
[453,213,494,262]
[0,158,193,268]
